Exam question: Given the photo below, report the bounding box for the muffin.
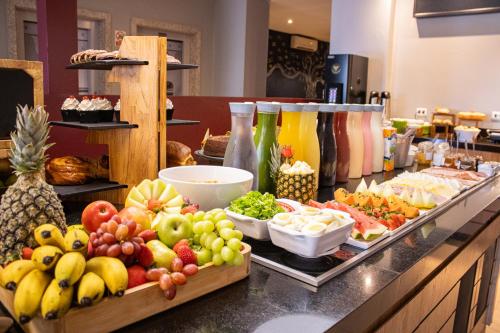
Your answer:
[94,97,114,122]
[114,99,121,122]
[167,98,174,120]
[60,96,80,122]
[77,96,99,123]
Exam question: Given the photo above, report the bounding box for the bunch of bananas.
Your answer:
[0,224,128,324]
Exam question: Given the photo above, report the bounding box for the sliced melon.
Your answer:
[125,178,184,215]
[361,224,387,241]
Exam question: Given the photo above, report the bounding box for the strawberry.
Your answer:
[176,245,197,265]
[180,205,199,215]
[127,265,147,289]
[21,247,33,260]
[173,239,190,253]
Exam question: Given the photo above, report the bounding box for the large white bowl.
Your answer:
[158,166,253,210]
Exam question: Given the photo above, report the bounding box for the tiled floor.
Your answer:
[486,276,500,333]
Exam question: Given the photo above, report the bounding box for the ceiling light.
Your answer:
[287,19,293,24]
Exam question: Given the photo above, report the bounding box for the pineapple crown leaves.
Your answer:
[269,143,282,180]
[9,105,54,175]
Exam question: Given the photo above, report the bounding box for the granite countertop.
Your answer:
[3,171,499,333]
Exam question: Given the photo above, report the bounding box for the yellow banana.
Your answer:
[64,229,89,253]
[13,269,51,324]
[67,224,86,233]
[0,260,36,291]
[85,257,128,296]
[55,252,86,288]
[34,224,65,249]
[77,272,105,306]
[31,246,63,271]
[41,279,74,320]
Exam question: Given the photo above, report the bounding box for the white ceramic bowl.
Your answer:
[267,209,355,258]
[158,166,253,210]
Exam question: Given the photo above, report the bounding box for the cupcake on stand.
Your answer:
[77,96,99,123]
[95,97,114,122]
[114,99,121,122]
[60,96,80,122]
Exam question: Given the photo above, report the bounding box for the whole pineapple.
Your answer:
[272,145,315,204]
[0,105,67,264]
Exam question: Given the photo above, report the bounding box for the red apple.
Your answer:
[81,201,118,233]
[117,206,151,230]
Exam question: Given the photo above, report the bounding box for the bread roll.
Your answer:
[167,141,196,167]
[46,156,91,185]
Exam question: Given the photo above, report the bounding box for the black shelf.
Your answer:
[54,180,127,198]
[167,63,199,70]
[50,121,138,130]
[167,119,200,126]
[66,59,149,70]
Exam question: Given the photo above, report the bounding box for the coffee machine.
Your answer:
[324,54,368,104]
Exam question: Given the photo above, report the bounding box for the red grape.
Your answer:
[171,257,184,273]
[171,272,187,285]
[89,232,97,243]
[111,215,121,224]
[163,285,177,300]
[159,274,173,290]
[146,268,168,281]
[182,264,198,276]
[107,220,118,235]
[106,244,122,257]
[132,241,141,256]
[102,233,116,245]
[115,225,129,241]
[95,244,109,256]
[133,224,143,237]
[96,229,104,237]
[131,237,144,244]
[126,221,137,235]
[121,241,134,255]
[100,222,108,233]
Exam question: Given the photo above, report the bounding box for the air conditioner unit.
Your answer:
[291,35,318,52]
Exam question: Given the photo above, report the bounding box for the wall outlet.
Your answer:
[492,111,500,122]
[416,107,428,117]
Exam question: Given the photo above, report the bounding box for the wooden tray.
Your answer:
[0,243,251,333]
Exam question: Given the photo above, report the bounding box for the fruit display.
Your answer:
[228,191,284,220]
[0,106,67,265]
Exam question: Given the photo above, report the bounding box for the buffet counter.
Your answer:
[40,171,495,333]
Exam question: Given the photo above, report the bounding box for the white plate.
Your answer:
[345,232,389,250]
[267,209,355,258]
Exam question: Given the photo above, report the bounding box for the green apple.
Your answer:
[146,240,177,269]
[155,213,193,247]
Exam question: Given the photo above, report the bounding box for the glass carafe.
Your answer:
[317,103,337,187]
[223,102,258,190]
[254,102,280,194]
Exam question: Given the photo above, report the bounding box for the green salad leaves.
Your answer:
[229,191,284,220]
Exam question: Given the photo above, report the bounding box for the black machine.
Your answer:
[324,54,368,104]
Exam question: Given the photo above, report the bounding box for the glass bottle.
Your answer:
[299,103,320,189]
[254,102,280,194]
[317,103,337,187]
[223,102,258,190]
[278,103,303,161]
[334,104,350,183]
[371,104,385,173]
[347,104,364,178]
[362,104,373,176]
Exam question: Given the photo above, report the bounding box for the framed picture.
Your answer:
[414,0,500,18]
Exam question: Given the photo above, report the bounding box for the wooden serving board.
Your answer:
[0,243,251,333]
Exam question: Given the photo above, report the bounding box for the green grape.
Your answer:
[216,219,235,231]
[204,213,215,222]
[200,232,209,247]
[214,211,227,222]
[233,230,243,241]
[195,248,212,266]
[212,253,224,266]
[219,228,236,241]
[209,208,224,215]
[221,246,235,262]
[193,211,206,222]
[193,233,201,245]
[193,222,205,234]
[227,238,241,252]
[211,237,224,253]
[204,232,218,248]
[184,212,194,222]
[201,221,215,233]
[232,252,244,266]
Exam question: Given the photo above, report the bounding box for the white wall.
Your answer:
[330,0,500,130]
[330,0,395,93]
[391,0,500,130]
